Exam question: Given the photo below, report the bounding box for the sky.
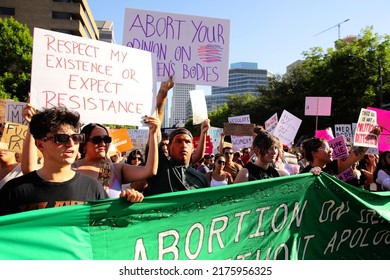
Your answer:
[89,0,390,96]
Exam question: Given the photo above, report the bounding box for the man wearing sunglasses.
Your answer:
[0,107,137,216]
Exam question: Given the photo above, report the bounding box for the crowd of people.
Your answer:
[0,76,388,217]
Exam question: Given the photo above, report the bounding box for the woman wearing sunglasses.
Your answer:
[21,104,160,199]
[205,155,233,187]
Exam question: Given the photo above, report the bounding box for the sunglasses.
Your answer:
[88,135,112,144]
[42,133,85,144]
[131,156,142,161]
[217,160,226,165]
[224,152,233,155]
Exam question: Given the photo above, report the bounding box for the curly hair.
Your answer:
[29,106,81,140]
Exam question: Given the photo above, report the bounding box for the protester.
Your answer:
[143,127,210,196]
[358,154,378,190]
[300,127,381,176]
[205,154,233,186]
[233,151,244,166]
[203,153,214,171]
[21,103,160,199]
[0,107,144,216]
[126,149,144,166]
[373,151,390,191]
[196,157,210,174]
[0,148,23,189]
[234,126,280,183]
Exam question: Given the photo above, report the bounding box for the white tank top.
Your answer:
[210,174,228,187]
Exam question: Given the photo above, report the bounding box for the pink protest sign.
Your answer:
[305,97,332,116]
[315,127,334,141]
[367,106,390,153]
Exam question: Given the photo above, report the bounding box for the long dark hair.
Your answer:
[373,151,390,182]
[126,149,144,165]
[78,123,109,159]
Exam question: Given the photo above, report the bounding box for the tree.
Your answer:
[0,17,33,101]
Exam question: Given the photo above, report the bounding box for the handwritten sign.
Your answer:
[30,28,156,126]
[223,123,255,136]
[334,124,352,145]
[304,96,332,116]
[108,128,133,153]
[5,101,27,125]
[123,8,230,86]
[265,113,278,133]
[228,115,252,151]
[189,90,208,125]
[128,129,149,151]
[193,135,212,154]
[0,122,28,153]
[328,136,355,181]
[353,108,378,148]
[272,110,302,146]
[315,127,334,141]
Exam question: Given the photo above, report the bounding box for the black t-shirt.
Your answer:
[300,160,339,176]
[245,162,280,181]
[145,148,209,196]
[0,171,108,216]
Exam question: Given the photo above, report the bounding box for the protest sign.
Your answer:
[123,8,230,86]
[30,28,156,126]
[228,115,252,151]
[128,129,149,151]
[0,122,28,153]
[0,99,7,126]
[223,123,255,136]
[353,108,378,148]
[367,106,390,153]
[108,128,133,153]
[328,136,354,181]
[265,113,278,133]
[189,90,208,125]
[0,173,389,260]
[272,110,302,146]
[5,101,27,125]
[208,126,223,154]
[304,96,332,116]
[315,127,334,141]
[335,124,353,145]
[193,135,212,154]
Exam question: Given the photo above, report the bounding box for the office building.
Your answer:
[95,20,115,43]
[0,0,99,39]
[169,83,195,127]
[206,62,274,112]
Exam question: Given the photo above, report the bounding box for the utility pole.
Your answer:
[315,19,350,40]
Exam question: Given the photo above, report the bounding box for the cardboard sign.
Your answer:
[305,97,332,116]
[223,123,255,136]
[0,122,28,153]
[30,28,156,126]
[228,115,252,151]
[353,108,378,148]
[123,8,230,86]
[108,128,133,153]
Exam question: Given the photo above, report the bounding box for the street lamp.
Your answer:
[348,54,383,108]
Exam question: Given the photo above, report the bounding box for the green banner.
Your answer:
[0,173,389,260]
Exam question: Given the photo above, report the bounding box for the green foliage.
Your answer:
[0,17,33,101]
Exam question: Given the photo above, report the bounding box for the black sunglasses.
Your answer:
[217,160,226,165]
[131,156,142,161]
[42,133,85,144]
[224,152,233,155]
[88,135,112,144]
